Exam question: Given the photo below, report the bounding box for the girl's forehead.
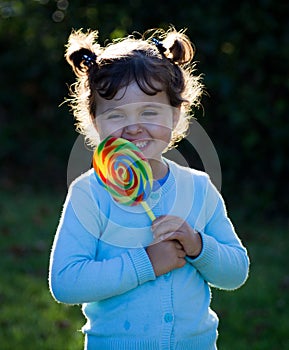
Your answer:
[96,82,170,114]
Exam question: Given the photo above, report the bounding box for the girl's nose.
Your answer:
[124,123,143,134]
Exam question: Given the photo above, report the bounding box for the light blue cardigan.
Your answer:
[49,159,249,350]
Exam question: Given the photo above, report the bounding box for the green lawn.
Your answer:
[0,189,288,349]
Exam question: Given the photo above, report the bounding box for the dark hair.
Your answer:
[65,27,203,147]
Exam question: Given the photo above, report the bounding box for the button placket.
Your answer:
[159,275,174,350]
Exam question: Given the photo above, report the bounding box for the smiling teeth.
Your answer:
[134,141,148,149]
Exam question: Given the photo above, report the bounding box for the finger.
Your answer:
[150,234,175,245]
[161,231,182,242]
[178,258,187,268]
[152,215,182,229]
[151,215,168,229]
[175,241,183,249]
[159,232,175,241]
[152,219,185,239]
[178,251,186,258]
[152,215,166,224]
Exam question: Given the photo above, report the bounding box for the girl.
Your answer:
[49,27,249,350]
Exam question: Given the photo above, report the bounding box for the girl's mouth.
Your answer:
[133,140,149,150]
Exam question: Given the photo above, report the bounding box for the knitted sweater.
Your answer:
[49,159,249,350]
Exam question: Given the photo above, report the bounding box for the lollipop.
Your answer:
[93,136,156,221]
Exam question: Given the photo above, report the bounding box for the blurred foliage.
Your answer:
[0,0,288,216]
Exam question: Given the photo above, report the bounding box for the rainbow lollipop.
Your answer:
[93,136,156,221]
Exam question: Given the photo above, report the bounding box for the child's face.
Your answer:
[94,82,180,165]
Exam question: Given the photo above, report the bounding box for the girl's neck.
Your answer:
[149,158,169,180]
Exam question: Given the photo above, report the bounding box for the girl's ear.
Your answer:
[172,107,181,129]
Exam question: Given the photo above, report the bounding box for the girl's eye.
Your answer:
[107,114,124,120]
[141,110,158,117]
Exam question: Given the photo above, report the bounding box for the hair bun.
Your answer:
[163,30,195,65]
[68,48,97,76]
[65,29,100,77]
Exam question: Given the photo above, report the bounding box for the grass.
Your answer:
[0,189,83,349]
[0,189,288,349]
[213,220,289,350]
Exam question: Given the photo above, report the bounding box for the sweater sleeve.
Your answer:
[49,182,155,305]
[186,177,250,290]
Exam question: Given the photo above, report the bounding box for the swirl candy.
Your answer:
[93,136,156,221]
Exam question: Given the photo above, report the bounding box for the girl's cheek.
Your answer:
[95,120,122,139]
[150,117,174,130]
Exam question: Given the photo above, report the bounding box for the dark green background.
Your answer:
[1,0,288,217]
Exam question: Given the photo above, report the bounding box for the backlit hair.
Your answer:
[65,27,204,148]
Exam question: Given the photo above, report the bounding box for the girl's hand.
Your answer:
[151,215,202,258]
[146,240,186,276]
